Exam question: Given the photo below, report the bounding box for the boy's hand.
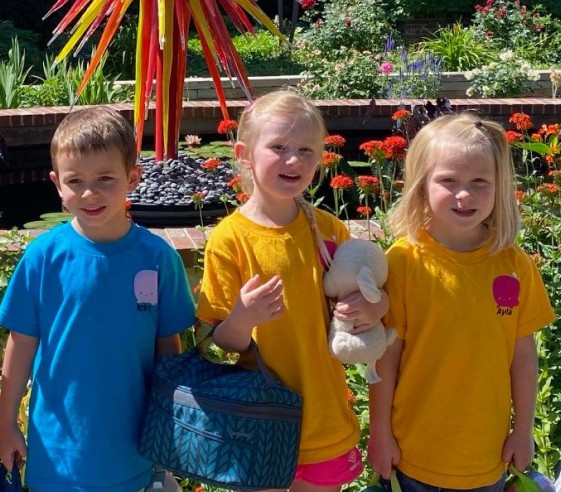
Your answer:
[334,289,389,333]
[502,429,534,471]
[367,431,401,480]
[0,422,26,472]
[232,274,285,328]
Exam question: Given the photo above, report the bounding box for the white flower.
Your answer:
[550,69,561,85]
[499,50,514,61]
[464,71,474,81]
[466,87,475,97]
[529,70,541,81]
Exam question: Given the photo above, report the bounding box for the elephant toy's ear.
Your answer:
[357,266,382,303]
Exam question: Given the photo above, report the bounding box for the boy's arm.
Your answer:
[156,334,182,356]
[0,332,38,471]
[368,339,403,480]
[502,334,538,470]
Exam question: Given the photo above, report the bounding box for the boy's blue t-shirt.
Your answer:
[0,222,196,492]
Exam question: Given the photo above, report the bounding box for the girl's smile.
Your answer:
[426,148,496,251]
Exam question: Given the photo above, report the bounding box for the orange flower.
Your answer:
[217,119,238,134]
[322,151,342,169]
[236,192,250,203]
[356,175,380,194]
[509,112,533,131]
[537,183,559,195]
[393,179,405,191]
[228,176,242,192]
[192,191,206,204]
[382,135,408,160]
[347,388,356,405]
[202,158,220,170]
[330,174,354,190]
[125,199,131,210]
[194,486,204,492]
[356,205,372,217]
[359,140,384,159]
[538,123,560,137]
[548,169,561,184]
[514,189,527,202]
[324,135,346,148]
[192,283,201,294]
[391,109,411,121]
[506,131,523,143]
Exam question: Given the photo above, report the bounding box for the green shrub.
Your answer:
[186,29,304,77]
[469,0,561,67]
[0,229,31,360]
[0,38,32,109]
[417,22,494,71]
[295,0,401,99]
[464,50,540,98]
[0,21,43,77]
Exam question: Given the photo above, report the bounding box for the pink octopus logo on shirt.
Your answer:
[492,274,519,316]
[319,239,337,270]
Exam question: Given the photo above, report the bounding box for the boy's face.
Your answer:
[50,147,141,242]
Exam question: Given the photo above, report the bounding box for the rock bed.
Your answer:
[128,152,236,207]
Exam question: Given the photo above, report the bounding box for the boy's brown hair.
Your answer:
[50,106,137,173]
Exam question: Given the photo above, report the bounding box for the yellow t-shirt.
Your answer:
[197,208,360,464]
[384,230,555,488]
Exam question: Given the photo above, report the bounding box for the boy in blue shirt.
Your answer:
[0,106,195,491]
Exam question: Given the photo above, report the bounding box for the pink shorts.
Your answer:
[293,447,363,487]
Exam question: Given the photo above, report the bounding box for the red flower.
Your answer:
[509,113,532,131]
[191,191,206,204]
[356,205,372,217]
[514,189,527,202]
[217,119,238,134]
[356,175,380,194]
[236,192,250,204]
[359,140,384,159]
[324,135,346,148]
[391,109,412,122]
[344,17,352,27]
[330,174,354,190]
[202,158,220,170]
[300,0,316,10]
[382,135,408,160]
[537,183,559,195]
[538,123,560,137]
[322,151,342,169]
[506,131,523,143]
[347,388,357,405]
[228,176,242,192]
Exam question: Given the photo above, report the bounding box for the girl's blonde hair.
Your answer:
[235,89,327,193]
[51,106,137,173]
[389,112,520,253]
[235,89,332,266]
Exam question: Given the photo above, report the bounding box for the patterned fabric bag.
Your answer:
[139,340,303,491]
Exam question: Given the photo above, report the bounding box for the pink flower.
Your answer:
[380,61,394,75]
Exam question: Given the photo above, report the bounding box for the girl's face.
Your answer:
[425,147,496,251]
[236,115,320,216]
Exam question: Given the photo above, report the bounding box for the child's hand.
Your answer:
[0,422,26,472]
[232,274,285,328]
[333,289,389,333]
[367,431,401,480]
[502,429,534,471]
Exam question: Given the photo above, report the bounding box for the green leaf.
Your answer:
[347,160,372,168]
